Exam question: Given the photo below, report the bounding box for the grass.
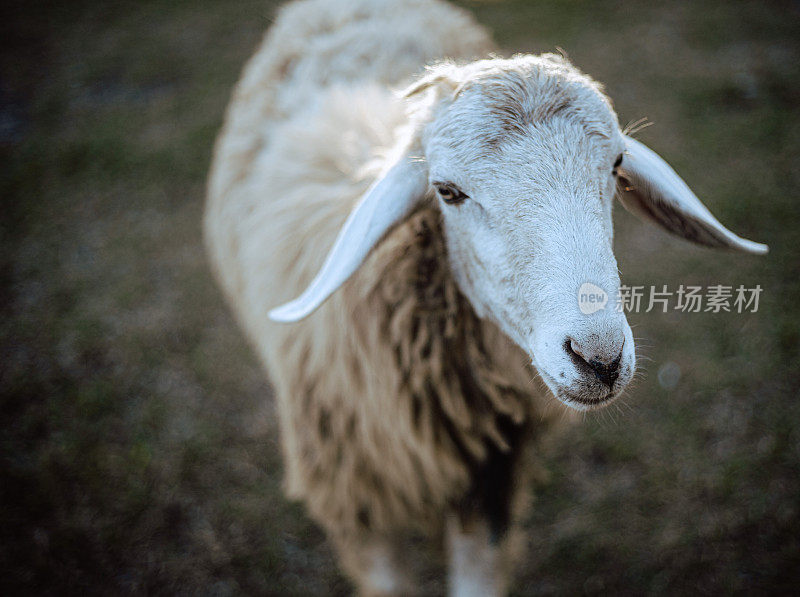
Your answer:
[1,0,799,594]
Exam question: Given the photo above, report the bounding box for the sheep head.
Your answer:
[269,54,767,411]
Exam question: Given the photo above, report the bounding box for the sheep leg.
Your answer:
[331,532,414,596]
[446,512,515,597]
[446,429,528,597]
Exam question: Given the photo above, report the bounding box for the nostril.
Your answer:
[565,338,623,389]
[588,354,621,389]
[568,338,587,362]
[565,338,589,370]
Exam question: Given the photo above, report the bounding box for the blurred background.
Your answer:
[1,0,798,594]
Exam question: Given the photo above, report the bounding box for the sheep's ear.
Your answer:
[268,154,429,322]
[616,135,768,254]
[404,70,460,98]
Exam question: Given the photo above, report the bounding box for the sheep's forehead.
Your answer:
[426,58,622,183]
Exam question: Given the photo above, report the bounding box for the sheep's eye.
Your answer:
[612,153,623,176]
[434,182,468,205]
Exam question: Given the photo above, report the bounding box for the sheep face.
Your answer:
[267,55,766,412]
[418,56,634,410]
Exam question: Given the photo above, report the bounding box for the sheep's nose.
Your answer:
[566,337,623,389]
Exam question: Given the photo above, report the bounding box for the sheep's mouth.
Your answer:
[536,369,618,411]
[557,390,618,411]
[535,365,625,412]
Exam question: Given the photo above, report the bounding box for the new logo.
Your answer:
[578,282,608,315]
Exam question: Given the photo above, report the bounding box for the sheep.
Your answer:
[204,0,768,594]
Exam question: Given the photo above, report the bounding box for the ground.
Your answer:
[1,0,799,594]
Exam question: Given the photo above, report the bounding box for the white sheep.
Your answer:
[204,0,767,594]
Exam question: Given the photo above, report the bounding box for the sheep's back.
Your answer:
[205,0,494,366]
[207,0,493,205]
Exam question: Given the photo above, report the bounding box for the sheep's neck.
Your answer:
[358,206,538,462]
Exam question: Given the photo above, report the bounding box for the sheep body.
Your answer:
[206,1,769,592]
[206,0,561,588]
